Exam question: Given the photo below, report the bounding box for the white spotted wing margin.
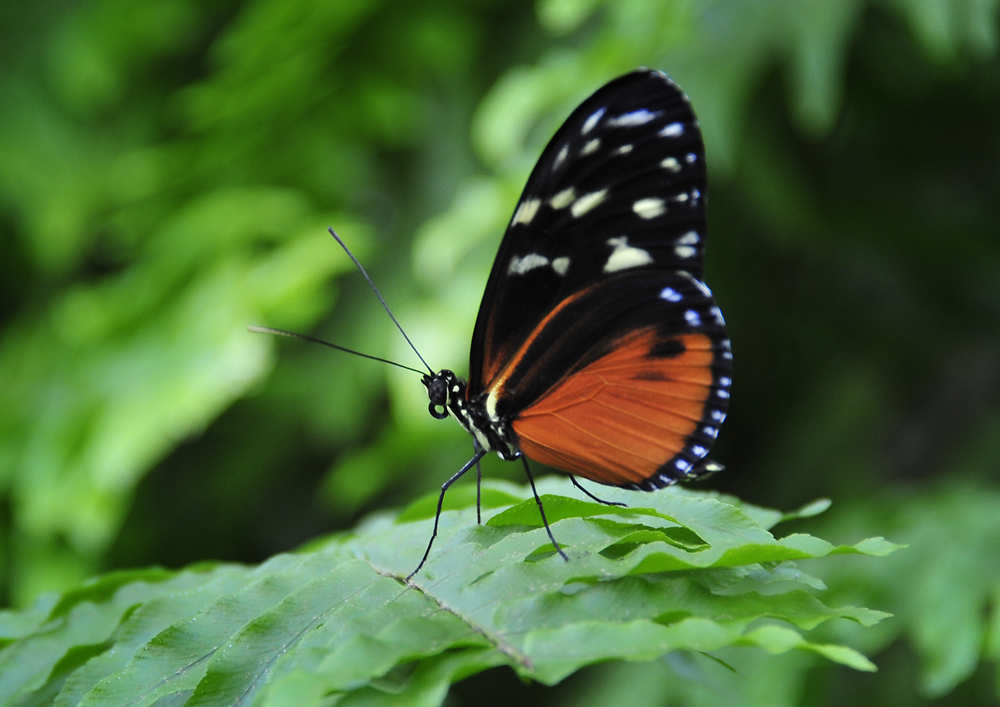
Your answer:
[469,69,711,394]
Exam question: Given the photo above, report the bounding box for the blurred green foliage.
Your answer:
[0,0,998,705]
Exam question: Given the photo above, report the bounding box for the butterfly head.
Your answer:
[422,370,465,421]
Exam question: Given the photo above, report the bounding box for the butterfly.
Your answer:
[414,69,731,578]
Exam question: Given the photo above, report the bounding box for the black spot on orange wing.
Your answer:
[648,337,685,359]
[633,371,668,381]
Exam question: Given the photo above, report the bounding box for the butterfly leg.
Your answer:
[473,439,483,525]
[407,448,488,582]
[568,474,627,507]
[520,457,569,562]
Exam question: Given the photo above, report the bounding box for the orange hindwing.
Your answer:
[511,331,721,487]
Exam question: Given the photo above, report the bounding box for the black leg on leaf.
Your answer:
[569,474,627,507]
[521,457,569,561]
[473,439,483,525]
[407,448,488,582]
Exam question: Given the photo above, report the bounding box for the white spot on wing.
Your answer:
[717,389,730,399]
[683,275,713,297]
[551,257,570,276]
[660,287,682,302]
[675,245,696,259]
[685,153,697,163]
[582,108,605,134]
[661,157,681,172]
[507,253,549,275]
[677,231,699,245]
[712,306,726,324]
[711,410,726,422]
[550,187,576,209]
[554,144,569,169]
[608,109,659,126]
[685,309,701,326]
[692,445,707,457]
[604,236,653,273]
[511,198,541,226]
[616,144,633,155]
[571,189,607,217]
[633,198,666,219]
[675,459,692,471]
[486,390,498,420]
[660,122,684,137]
[703,426,718,438]
[582,138,600,155]
[720,377,732,387]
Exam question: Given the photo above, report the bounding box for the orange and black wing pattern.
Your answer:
[476,272,730,490]
[513,330,726,488]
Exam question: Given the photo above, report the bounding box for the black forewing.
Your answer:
[468,69,709,395]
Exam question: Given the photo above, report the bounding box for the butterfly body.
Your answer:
[423,369,519,461]
[423,68,730,494]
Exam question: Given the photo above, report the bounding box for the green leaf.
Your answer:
[780,498,833,523]
[736,625,877,671]
[812,485,1000,698]
[0,482,894,707]
[0,567,223,705]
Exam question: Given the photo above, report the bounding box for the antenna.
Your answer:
[328,227,434,375]
[247,326,424,375]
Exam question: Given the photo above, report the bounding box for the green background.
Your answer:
[0,0,998,705]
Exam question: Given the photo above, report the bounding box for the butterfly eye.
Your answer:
[425,376,450,419]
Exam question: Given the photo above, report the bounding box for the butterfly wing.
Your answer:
[475,270,730,489]
[469,69,709,394]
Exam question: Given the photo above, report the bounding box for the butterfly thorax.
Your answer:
[422,370,519,461]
